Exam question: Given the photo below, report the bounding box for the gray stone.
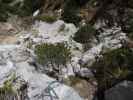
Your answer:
[105,81,133,100]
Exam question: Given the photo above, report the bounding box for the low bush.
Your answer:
[0,75,17,100]
[73,24,96,43]
[35,43,71,68]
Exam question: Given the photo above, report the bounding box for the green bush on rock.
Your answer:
[0,75,17,100]
[35,43,71,68]
[73,24,96,43]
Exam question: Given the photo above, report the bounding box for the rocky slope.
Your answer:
[0,17,129,100]
[0,0,133,100]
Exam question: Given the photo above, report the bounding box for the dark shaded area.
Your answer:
[91,47,133,100]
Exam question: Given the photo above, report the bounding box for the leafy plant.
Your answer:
[35,43,71,68]
[73,24,96,43]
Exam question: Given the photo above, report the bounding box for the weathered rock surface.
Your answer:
[0,44,83,100]
[0,19,128,100]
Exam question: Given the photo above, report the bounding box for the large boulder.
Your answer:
[105,81,133,100]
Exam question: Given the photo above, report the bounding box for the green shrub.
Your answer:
[35,43,71,68]
[73,24,96,43]
[62,0,81,26]
[0,75,17,100]
[35,15,57,23]
[92,47,133,89]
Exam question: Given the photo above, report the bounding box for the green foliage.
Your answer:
[1,81,13,93]
[35,15,57,23]
[35,43,71,67]
[0,75,17,99]
[73,24,96,43]
[92,47,133,89]
[62,0,81,26]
